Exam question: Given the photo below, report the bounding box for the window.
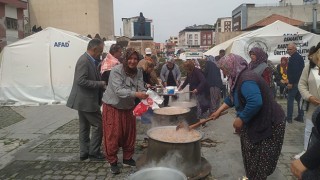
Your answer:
[195,34,198,39]
[208,40,212,45]
[207,34,211,39]
[188,34,193,39]
[195,40,198,45]
[6,17,18,30]
[203,40,207,45]
[202,34,206,39]
[188,40,192,45]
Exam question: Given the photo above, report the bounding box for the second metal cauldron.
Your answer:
[169,101,198,125]
[152,107,190,126]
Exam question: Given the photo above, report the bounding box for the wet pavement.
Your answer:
[0,96,304,180]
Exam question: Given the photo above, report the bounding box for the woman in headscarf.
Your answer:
[210,54,285,179]
[178,60,210,119]
[101,48,148,174]
[275,57,289,98]
[249,47,274,95]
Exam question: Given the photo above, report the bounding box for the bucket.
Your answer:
[166,86,175,95]
[129,167,187,180]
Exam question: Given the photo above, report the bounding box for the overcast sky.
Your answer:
[113,0,280,42]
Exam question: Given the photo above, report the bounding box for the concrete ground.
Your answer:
[0,94,304,180]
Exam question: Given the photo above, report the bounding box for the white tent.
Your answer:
[205,20,320,64]
[0,27,91,106]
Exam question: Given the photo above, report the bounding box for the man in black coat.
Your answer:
[286,43,305,123]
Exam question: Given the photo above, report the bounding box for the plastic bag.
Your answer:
[133,89,163,116]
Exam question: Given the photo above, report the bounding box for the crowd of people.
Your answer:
[67,38,320,178]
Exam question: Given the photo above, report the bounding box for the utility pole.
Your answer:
[312,2,317,30]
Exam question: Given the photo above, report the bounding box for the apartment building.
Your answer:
[28,0,114,39]
[0,0,27,50]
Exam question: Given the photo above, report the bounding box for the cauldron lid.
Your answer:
[153,107,190,115]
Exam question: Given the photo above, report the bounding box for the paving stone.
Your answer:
[0,107,25,129]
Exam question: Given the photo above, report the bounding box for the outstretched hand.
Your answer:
[135,92,149,99]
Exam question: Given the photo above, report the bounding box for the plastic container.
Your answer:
[166,86,175,95]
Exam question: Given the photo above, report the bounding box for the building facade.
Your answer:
[28,0,114,39]
[168,36,178,45]
[0,0,27,51]
[215,17,232,32]
[232,3,320,31]
[178,24,215,48]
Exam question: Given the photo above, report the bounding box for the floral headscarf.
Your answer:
[215,53,248,94]
[248,47,268,70]
[123,48,140,77]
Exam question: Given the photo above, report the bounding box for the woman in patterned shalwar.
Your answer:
[210,53,286,179]
[101,48,148,174]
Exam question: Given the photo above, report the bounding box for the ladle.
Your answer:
[176,111,228,131]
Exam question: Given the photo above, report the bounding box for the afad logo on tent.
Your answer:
[54,41,70,47]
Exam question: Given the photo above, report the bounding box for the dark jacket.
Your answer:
[67,53,105,112]
[180,68,209,95]
[204,60,223,88]
[287,52,304,84]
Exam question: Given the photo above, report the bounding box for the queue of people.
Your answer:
[67,38,320,178]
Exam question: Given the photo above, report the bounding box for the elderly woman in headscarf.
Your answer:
[101,48,148,174]
[248,47,275,95]
[210,54,285,180]
[178,60,210,119]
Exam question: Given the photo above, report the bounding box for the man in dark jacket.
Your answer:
[67,39,106,161]
[286,43,305,123]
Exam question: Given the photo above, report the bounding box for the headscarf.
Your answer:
[206,55,215,62]
[100,53,120,74]
[280,57,288,67]
[215,53,248,96]
[123,48,140,77]
[248,47,268,70]
[280,57,288,75]
[183,60,195,74]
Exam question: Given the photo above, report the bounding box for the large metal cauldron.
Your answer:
[169,101,198,125]
[152,107,190,126]
[146,126,203,177]
[129,167,187,180]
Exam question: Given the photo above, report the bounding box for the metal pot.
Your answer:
[146,126,203,178]
[129,167,187,180]
[152,107,190,126]
[169,101,198,125]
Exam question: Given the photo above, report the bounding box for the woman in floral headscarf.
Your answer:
[249,47,274,88]
[101,48,148,174]
[210,53,285,180]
